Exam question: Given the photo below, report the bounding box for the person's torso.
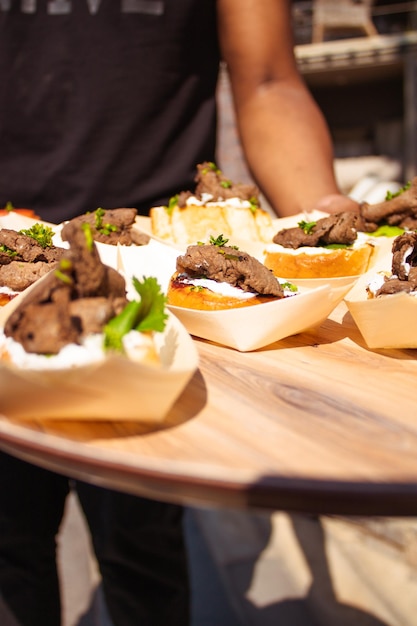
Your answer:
[0,0,220,221]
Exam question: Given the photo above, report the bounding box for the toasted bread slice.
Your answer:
[150,203,274,246]
[263,241,375,279]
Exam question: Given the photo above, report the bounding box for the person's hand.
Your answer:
[312,193,360,215]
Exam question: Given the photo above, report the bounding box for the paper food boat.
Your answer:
[346,287,417,349]
[345,242,417,349]
[345,234,417,349]
[119,240,348,352]
[0,230,198,421]
[0,301,198,421]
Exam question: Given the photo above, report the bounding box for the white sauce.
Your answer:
[0,285,19,297]
[0,329,155,370]
[185,194,252,210]
[401,245,413,276]
[180,276,256,300]
[366,271,417,298]
[366,272,388,297]
[180,275,297,299]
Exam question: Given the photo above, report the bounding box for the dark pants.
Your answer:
[0,452,190,626]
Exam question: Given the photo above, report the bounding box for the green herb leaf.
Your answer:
[202,162,220,175]
[94,208,105,229]
[19,223,55,248]
[209,234,239,249]
[54,258,73,285]
[165,195,179,216]
[103,277,168,354]
[81,223,95,251]
[248,197,259,214]
[93,207,118,236]
[298,220,316,235]
[280,281,298,293]
[219,251,241,260]
[385,181,411,201]
[103,301,141,352]
[131,276,168,332]
[0,244,18,258]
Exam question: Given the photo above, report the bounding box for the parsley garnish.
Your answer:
[248,197,259,214]
[82,223,95,251]
[298,220,316,234]
[0,244,18,258]
[280,281,298,293]
[19,223,54,248]
[165,195,179,216]
[103,276,168,353]
[218,250,241,260]
[54,258,73,285]
[209,234,238,249]
[202,162,221,175]
[94,208,118,236]
[385,181,411,201]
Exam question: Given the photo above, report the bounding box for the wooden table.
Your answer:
[1,300,417,517]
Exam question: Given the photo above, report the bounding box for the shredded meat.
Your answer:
[374,232,417,296]
[0,261,55,291]
[0,229,63,263]
[4,220,128,354]
[273,212,359,248]
[359,178,417,232]
[176,162,261,207]
[61,207,150,246]
[0,228,65,291]
[176,243,284,297]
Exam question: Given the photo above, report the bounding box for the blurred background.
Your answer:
[217,0,417,205]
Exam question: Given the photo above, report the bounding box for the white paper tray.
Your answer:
[0,311,198,421]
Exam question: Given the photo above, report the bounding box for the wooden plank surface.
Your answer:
[1,299,417,516]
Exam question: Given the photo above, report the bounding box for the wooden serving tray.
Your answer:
[1,301,417,516]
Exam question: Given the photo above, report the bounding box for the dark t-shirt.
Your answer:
[0,0,220,222]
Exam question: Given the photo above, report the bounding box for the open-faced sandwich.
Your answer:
[1,219,166,368]
[358,178,417,234]
[61,207,150,247]
[263,211,375,279]
[344,230,417,349]
[0,219,199,420]
[366,232,417,298]
[150,162,274,246]
[0,222,65,306]
[166,234,297,311]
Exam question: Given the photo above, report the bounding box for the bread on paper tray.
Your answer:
[166,234,292,312]
[263,211,375,279]
[150,162,275,246]
[345,231,417,349]
[0,220,197,420]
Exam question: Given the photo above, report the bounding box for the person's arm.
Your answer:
[217,0,358,217]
